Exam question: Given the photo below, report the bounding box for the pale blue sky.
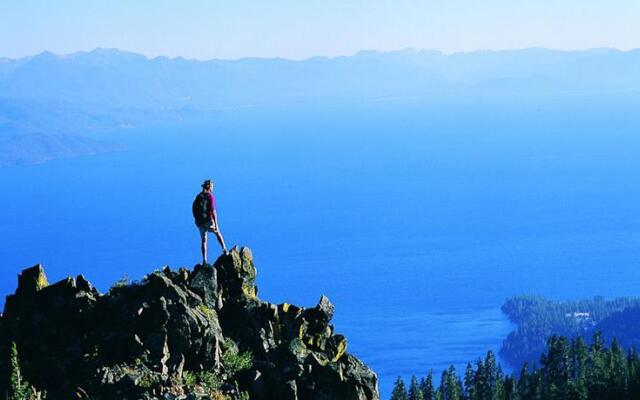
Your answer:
[1,0,639,59]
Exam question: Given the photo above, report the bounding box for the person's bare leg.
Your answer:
[213,228,227,253]
[201,234,208,264]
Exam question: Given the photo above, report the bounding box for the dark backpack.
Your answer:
[192,192,210,226]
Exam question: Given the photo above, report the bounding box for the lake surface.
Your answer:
[2,94,640,398]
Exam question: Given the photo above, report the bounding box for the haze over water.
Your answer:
[2,94,640,397]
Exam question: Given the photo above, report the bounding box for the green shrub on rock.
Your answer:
[222,339,253,377]
[9,342,30,400]
[199,371,222,394]
[179,340,251,399]
[182,370,197,389]
[137,372,160,390]
[181,370,222,396]
[198,304,215,320]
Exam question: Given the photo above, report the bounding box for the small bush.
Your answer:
[181,370,222,396]
[199,371,222,393]
[222,339,253,377]
[9,342,29,400]
[182,371,197,389]
[198,304,215,319]
[138,373,160,389]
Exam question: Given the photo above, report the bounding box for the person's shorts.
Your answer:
[197,222,216,239]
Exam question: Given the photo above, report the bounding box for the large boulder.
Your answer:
[0,247,379,400]
[1,268,100,393]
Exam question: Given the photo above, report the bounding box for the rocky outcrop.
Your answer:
[0,247,379,400]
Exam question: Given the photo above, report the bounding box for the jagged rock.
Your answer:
[277,380,298,400]
[0,246,379,400]
[216,246,258,302]
[0,273,100,394]
[188,264,219,310]
[214,248,379,400]
[316,295,335,323]
[16,264,49,294]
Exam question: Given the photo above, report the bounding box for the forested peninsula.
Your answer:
[390,295,640,400]
[390,333,640,400]
[500,295,640,368]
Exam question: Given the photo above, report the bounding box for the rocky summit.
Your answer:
[0,247,379,400]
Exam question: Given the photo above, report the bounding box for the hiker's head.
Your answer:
[201,179,213,192]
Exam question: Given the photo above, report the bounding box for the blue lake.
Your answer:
[2,95,640,398]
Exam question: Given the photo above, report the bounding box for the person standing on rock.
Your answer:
[193,179,228,264]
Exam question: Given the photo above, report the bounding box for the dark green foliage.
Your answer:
[180,370,221,397]
[221,338,253,377]
[501,295,640,367]
[9,342,29,400]
[438,366,463,400]
[420,371,435,400]
[408,375,425,400]
[463,363,476,400]
[391,376,407,400]
[596,306,640,349]
[180,339,252,397]
[390,332,640,400]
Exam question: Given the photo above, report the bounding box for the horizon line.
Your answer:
[2,46,638,63]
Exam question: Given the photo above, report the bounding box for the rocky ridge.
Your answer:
[0,247,379,400]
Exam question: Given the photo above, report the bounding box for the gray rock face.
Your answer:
[0,247,379,400]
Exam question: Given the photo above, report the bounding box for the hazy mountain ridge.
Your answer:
[0,47,639,165]
[0,98,180,165]
[2,47,640,109]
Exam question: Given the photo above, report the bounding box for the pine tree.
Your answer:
[567,337,589,400]
[439,366,462,400]
[463,362,476,400]
[475,351,499,400]
[528,365,544,400]
[9,342,29,400]
[565,380,588,400]
[420,370,436,400]
[503,375,518,400]
[494,365,507,400]
[484,351,499,394]
[517,362,530,400]
[408,375,425,400]
[627,348,640,399]
[542,335,571,399]
[609,338,628,398]
[438,369,449,400]
[391,376,408,400]
[571,337,588,381]
[586,332,608,399]
[473,358,486,400]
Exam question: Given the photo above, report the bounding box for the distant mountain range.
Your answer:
[1,47,639,164]
[2,47,640,109]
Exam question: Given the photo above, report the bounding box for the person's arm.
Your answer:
[212,209,219,230]
[209,193,218,228]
